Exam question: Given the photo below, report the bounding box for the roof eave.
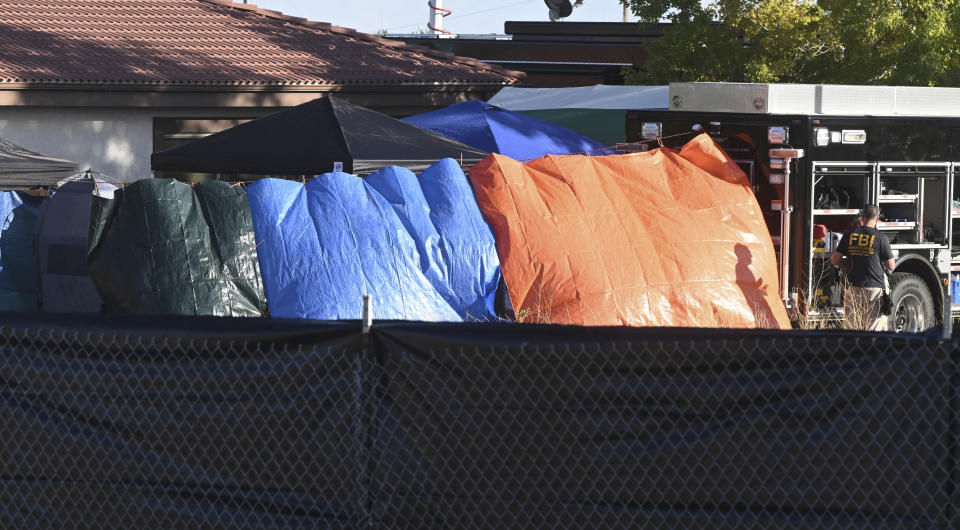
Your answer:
[0,80,519,91]
[0,81,519,108]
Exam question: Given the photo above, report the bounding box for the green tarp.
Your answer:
[87,179,266,316]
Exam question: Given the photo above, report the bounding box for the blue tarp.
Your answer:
[366,159,500,319]
[0,191,41,311]
[247,160,500,321]
[402,100,615,160]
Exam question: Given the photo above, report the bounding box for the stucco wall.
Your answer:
[0,106,278,182]
[0,107,154,181]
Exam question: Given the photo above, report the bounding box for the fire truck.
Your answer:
[626,83,960,331]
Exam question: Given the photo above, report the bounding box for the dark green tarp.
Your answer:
[86,179,266,316]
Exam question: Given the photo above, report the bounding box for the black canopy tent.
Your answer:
[151,96,490,176]
[0,138,79,189]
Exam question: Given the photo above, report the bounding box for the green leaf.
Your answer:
[622,0,960,85]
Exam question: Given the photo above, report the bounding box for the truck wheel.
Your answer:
[889,272,936,333]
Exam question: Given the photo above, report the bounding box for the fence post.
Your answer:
[359,293,376,527]
[362,295,372,335]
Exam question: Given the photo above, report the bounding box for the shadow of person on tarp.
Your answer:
[734,243,778,327]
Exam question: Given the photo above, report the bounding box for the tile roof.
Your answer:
[0,0,522,87]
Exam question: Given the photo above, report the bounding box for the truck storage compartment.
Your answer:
[807,163,873,315]
[952,165,960,269]
[877,163,949,247]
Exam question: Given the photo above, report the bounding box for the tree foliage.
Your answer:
[621,0,960,86]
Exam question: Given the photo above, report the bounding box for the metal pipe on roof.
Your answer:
[428,1,451,35]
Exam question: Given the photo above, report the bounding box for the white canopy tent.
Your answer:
[488,84,669,111]
[487,85,669,146]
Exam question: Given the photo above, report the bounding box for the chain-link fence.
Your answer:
[0,314,955,529]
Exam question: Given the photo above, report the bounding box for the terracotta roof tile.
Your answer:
[0,0,523,86]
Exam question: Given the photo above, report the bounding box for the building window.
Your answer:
[152,118,253,182]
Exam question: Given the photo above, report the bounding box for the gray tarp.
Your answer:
[0,138,79,189]
[36,180,108,313]
[86,179,267,316]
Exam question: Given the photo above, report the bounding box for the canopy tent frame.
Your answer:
[0,137,80,190]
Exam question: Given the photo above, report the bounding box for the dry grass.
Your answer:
[789,261,842,330]
[791,265,890,331]
[709,302,783,330]
[512,284,557,324]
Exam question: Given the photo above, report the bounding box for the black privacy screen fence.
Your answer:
[0,313,954,529]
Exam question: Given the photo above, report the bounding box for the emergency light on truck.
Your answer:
[814,127,830,146]
[841,130,867,144]
[767,126,789,144]
[640,122,661,140]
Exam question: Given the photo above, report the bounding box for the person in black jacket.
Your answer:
[830,204,896,330]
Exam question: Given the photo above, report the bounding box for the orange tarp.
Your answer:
[469,133,791,329]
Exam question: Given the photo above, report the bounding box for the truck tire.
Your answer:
[889,272,936,333]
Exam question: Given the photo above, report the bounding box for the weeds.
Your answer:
[791,262,891,331]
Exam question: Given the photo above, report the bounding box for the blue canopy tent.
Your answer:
[403,101,614,160]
